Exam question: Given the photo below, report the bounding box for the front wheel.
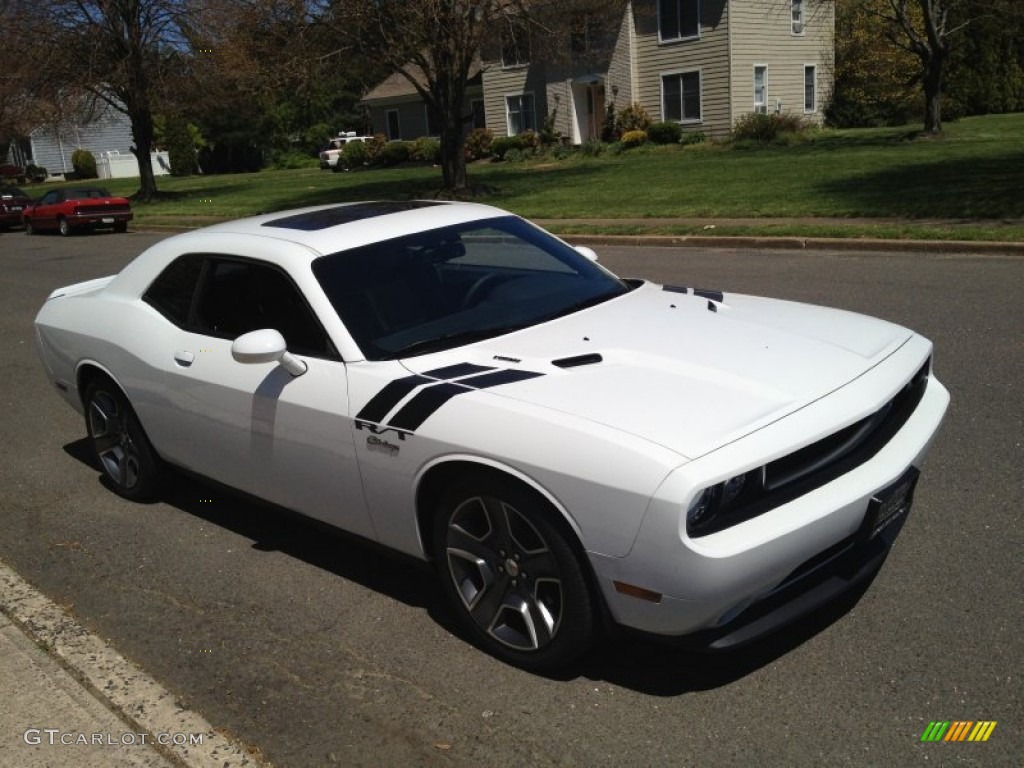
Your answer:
[433,475,594,671]
[84,378,162,501]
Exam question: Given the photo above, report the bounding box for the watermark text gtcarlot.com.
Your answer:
[23,728,205,747]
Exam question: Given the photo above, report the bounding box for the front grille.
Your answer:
[691,357,931,537]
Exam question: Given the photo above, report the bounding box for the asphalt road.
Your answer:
[1,230,1020,767]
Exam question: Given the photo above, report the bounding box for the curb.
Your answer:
[546,232,1024,256]
[0,559,268,768]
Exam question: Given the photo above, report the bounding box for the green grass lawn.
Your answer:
[43,112,1024,241]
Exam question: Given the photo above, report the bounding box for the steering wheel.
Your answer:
[462,273,505,309]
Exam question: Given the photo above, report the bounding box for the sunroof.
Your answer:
[262,201,446,231]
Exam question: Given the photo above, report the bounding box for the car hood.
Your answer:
[400,282,913,459]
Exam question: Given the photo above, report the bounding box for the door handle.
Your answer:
[174,350,195,367]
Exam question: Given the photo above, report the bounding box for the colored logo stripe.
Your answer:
[920,721,996,742]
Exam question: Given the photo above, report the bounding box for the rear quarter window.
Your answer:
[142,254,204,327]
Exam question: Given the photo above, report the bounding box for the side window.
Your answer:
[193,259,335,358]
[143,254,204,327]
[40,191,59,205]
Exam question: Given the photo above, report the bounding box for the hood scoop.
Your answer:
[552,353,603,369]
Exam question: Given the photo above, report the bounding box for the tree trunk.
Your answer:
[130,107,159,200]
[439,117,468,191]
[922,57,944,134]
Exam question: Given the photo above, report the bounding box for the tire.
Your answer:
[58,216,71,237]
[83,378,162,501]
[24,218,35,235]
[432,474,594,671]
[114,221,128,233]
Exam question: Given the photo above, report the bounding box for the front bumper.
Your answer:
[589,334,949,643]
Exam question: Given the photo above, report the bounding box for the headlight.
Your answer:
[686,468,763,536]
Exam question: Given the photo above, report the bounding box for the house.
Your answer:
[362,64,487,141]
[28,100,170,179]
[364,1,833,142]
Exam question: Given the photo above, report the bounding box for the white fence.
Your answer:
[96,151,171,180]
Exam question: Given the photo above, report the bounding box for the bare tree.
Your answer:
[20,1,193,199]
[877,0,969,133]
[328,0,625,192]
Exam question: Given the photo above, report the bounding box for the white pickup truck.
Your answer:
[319,133,372,171]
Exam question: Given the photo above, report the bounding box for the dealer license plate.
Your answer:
[862,467,919,540]
[101,217,115,224]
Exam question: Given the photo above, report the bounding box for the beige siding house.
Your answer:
[364,1,833,143]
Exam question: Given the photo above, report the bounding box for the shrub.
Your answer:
[580,138,604,157]
[490,136,518,160]
[681,131,707,146]
[517,129,540,150]
[606,141,625,156]
[620,129,648,148]
[379,140,410,166]
[464,128,493,161]
[647,121,683,145]
[342,140,368,169]
[25,164,47,182]
[601,102,618,142]
[364,134,388,164]
[268,150,316,170]
[551,144,572,160]
[409,137,441,164]
[732,112,808,143]
[616,103,652,134]
[0,163,25,182]
[166,116,197,176]
[539,108,562,146]
[71,149,97,179]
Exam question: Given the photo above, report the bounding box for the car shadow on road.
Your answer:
[64,437,879,695]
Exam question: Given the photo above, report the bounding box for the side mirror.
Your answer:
[231,329,307,377]
[574,245,599,262]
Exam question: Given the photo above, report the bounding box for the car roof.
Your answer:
[108,200,518,300]
[191,200,515,258]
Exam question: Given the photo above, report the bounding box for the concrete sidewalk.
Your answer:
[0,560,264,768]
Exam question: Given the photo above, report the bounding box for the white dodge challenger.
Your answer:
[34,201,949,670]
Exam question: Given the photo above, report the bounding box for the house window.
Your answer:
[792,0,804,35]
[501,21,531,68]
[472,100,486,130]
[386,110,400,140]
[659,0,700,43]
[754,66,768,113]
[661,71,701,122]
[506,94,536,134]
[804,65,816,112]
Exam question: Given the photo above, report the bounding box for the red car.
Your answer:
[0,186,33,230]
[23,187,132,236]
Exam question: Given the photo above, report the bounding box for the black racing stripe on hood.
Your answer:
[423,363,495,379]
[356,374,432,423]
[694,288,724,303]
[388,382,469,432]
[386,368,544,432]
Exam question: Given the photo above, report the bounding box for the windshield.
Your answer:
[312,215,628,360]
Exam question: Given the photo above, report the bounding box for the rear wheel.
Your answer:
[24,218,35,235]
[58,216,71,237]
[114,221,128,233]
[83,378,162,501]
[433,475,594,671]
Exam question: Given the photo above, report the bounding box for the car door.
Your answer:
[139,251,375,540]
[32,190,63,229]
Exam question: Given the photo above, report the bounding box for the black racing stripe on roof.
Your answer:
[423,363,495,379]
[262,201,446,231]
[355,374,432,423]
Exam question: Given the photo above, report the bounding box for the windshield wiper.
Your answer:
[383,324,530,359]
